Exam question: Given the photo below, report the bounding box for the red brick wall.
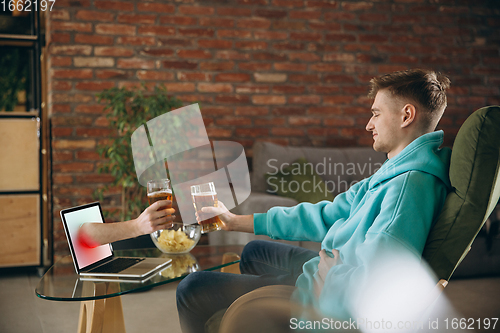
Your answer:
[47,0,500,259]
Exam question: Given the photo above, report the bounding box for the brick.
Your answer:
[200,62,234,71]
[51,21,92,32]
[94,116,110,127]
[50,56,73,68]
[235,85,270,94]
[75,34,114,45]
[273,21,305,30]
[118,14,157,24]
[203,106,234,116]
[237,0,267,5]
[95,0,134,11]
[74,57,114,67]
[200,17,234,28]
[274,63,307,72]
[311,63,342,72]
[326,33,356,42]
[289,74,320,82]
[290,10,322,20]
[389,55,419,64]
[238,62,272,71]
[309,22,341,31]
[206,128,233,138]
[289,117,322,126]
[254,118,286,126]
[309,85,341,94]
[95,47,134,57]
[178,50,212,59]
[236,128,269,137]
[252,95,286,105]
[139,48,174,57]
[51,45,92,55]
[198,83,233,93]
[53,162,95,173]
[237,18,271,29]
[160,16,198,26]
[52,93,94,103]
[75,174,115,183]
[53,174,73,184]
[177,72,211,81]
[272,85,305,94]
[235,41,268,50]
[50,33,71,44]
[235,106,268,116]
[198,40,233,50]
[254,73,287,83]
[52,104,71,114]
[96,70,129,79]
[117,58,155,69]
[306,0,338,8]
[289,95,321,104]
[52,80,72,91]
[117,36,156,46]
[164,83,196,92]
[178,28,214,37]
[359,34,389,43]
[272,107,305,116]
[163,60,198,70]
[96,24,135,36]
[217,7,252,16]
[76,128,114,137]
[52,128,73,137]
[254,31,288,40]
[52,0,90,7]
[137,2,175,13]
[324,53,356,62]
[75,10,114,22]
[75,81,115,91]
[136,71,173,81]
[324,96,354,105]
[217,30,252,39]
[308,106,342,115]
[255,9,287,18]
[215,73,251,82]
[253,52,287,61]
[216,117,252,126]
[272,127,305,136]
[51,9,70,20]
[215,95,250,104]
[324,12,356,21]
[139,26,175,36]
[75,104,105,114]
[289,52,320,62]
[53,139,96,150]
[180,5,215,15]
[52,69,93,79]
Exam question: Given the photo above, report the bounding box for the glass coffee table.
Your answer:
[36,245,243,333]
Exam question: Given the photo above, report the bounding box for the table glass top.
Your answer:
[36,245,243,302]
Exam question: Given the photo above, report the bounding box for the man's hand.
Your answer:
[195,201,235,231]
[315,249,342,298]
[134,200,175,235]
[195,201,254,233]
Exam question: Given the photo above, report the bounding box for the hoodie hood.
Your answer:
[369,130,451,190]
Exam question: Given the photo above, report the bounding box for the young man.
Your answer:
[176,69,452,332]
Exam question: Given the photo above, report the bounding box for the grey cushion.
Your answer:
[251,142,386,197]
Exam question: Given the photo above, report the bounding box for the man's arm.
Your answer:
[78,200,175,246]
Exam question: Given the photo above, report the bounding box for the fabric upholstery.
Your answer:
[423,106,500,281]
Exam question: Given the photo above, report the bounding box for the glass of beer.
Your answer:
[191,182,222,233]
[147,179,172,209]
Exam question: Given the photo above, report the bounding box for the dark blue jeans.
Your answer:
[176,240,318,333]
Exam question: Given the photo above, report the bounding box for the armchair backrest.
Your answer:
[422,106,500,281]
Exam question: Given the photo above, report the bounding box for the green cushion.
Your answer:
[422,106,500,280]
[265,157,335,204]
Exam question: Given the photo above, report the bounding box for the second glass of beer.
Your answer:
[147,179,173,209]
[191,182,222,233]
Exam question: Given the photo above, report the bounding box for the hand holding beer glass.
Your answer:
[191,182,223,234]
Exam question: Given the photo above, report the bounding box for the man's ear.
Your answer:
[401,104,416,128]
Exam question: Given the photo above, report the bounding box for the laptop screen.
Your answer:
[61,203,113,271]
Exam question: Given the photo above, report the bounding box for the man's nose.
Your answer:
[366,119,374,132]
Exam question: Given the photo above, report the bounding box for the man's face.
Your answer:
[365,89,405,158]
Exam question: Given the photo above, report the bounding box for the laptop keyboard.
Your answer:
[87,258,145,274]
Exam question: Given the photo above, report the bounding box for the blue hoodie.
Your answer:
[253,130,451,318]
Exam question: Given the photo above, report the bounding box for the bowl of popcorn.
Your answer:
[150,223,201,254]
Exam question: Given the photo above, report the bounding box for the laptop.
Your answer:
[60,202,171,279]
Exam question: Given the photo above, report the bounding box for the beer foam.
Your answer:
[192,191,216,196]
[147,189,172,196]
